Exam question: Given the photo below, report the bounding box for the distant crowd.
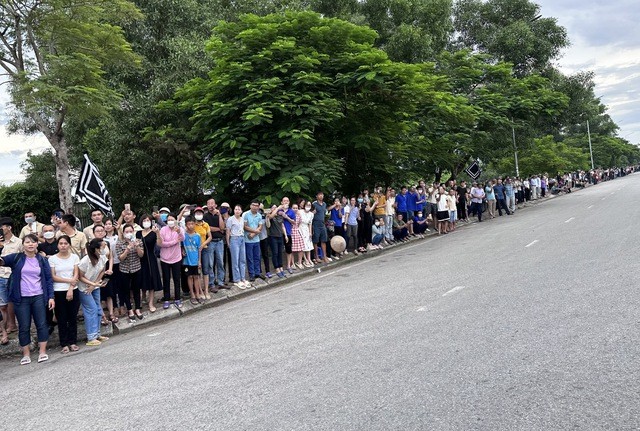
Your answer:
[0,166,633,365]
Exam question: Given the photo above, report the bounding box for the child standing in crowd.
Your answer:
[183,216,203,304]
[447,188,458,231]
[436,186,449,235]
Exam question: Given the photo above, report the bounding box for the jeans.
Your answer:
[14,294,49,347]
[54,290,80,347]
[210,240,225,286]
[245,241,261,278]
[80,288,102,341]
[384,215,394,240]
[229,236,246,282]
[372,234,384,245]
[506,195,516,212]
[269,236,284,269]
[161,261,182,301]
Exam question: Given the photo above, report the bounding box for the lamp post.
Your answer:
[586,119,595,170]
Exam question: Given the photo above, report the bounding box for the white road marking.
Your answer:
[564,217,575,223]
[587,205,594,209]
[417,307,426,312]
[525,240,539,248]
[610,192,615,195]
[443,286,466,297]
[601,197,606,201]
[147,332,162,337]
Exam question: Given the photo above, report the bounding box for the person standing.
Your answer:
[484,180,496,219]
[345,197,360,254]
[456,181,469,222]
[57,214,87,258]
[469,182,485,222]
[505,178,516,213]
[0,217,22,344]
[0,234,54,365]
[78,239,109,346]
[493,179,511,216]
[19,211,44,240]
[116,224,145,322]
[83,209,104,241]
[192,207,211,299]
[311,192,337,264]
[243,200,264,283]
[226,205,249,289]
[182,217,203,304]
[49,235,80,353]
[159,214,185,308]
[203,199,226,291]
[385,188,396,243]
[267,204,287,278]
[136,214,163,310]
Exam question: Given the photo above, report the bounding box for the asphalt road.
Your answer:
[2,176,640,430]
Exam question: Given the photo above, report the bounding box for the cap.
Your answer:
[179,204,188,210]
[159,207,170,213]
[194,206,205,213]
[220,202,230,208]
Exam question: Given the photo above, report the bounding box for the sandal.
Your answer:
[20,356,31,365]
[37,354,49,363]
[0,334,8,345]
[135,312,144,320]
[109,315,119,323]
[70,345,79,352]
[101,317,109,326]
[61,346,70,354]
[190,298,199,305]
[128,314,136,324]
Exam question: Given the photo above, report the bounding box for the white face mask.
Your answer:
[195,214,203,221]
[25,217,35,224]
[417,214,423,218]
[305,206,311,212]
[125,233,135,241]
[142,221,152,229]
[167,220,176,228]
[374,221,380,226]
[183,211,191,217]
[43,231,55,240]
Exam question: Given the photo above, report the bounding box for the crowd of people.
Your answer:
[0,166,633,365]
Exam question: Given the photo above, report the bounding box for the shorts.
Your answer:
[184,265,199,276]
[283,234,292,254]
[449,210,457,223]
[0,277,8,306]
[437,210,450,222]
[312,223,328,244]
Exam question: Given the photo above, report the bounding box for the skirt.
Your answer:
[437,210,450,222]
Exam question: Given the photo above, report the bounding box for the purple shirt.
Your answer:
[21,257,44,297]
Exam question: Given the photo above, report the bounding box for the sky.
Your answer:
[1,0,639,184]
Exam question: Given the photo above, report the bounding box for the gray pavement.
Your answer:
[2,176,640,430]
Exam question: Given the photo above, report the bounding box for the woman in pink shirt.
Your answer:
[159,213,185,309]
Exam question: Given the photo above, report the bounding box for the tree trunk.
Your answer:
[48,134,73,213]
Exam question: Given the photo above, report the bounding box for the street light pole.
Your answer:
[587,119,595,170]
[512,124,520,177]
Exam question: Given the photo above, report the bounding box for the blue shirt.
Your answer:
[407,192,417,212]
[493,184,506,200]
[182,232,201,266]
[283,208,296,235]
[415,193,427,211]
[347,205,359,226]
[504,184,515,198]
[485,186,495,200]
[330,208,344,227]
[312,201,327,225]
[243,211,262,243]
[396,193,408,212]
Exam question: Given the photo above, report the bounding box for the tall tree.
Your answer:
[0,0,141,212]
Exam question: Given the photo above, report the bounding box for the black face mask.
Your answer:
[220,208,228,214]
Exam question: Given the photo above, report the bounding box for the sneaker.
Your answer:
[243,280,252,288]
[287,267,294,274]
[265,272,273,279]
[86,339,101,346]
[174,300,183,309]
[277,271,286,278]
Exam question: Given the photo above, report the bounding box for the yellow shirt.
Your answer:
[19,222,44,239]
[373,194,386,216]
[194,222,210,245]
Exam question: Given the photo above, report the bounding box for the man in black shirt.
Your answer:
[37,225,59,257]
[456,180,469,222]
[203,199,227,291]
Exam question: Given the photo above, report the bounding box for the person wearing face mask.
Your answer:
[19,211,44,240]
[413,211,429,237]
[116,224,144,322]
[297,200,315,267]
[191,207,212,298]
[38,225,59,258]
[371,218,384,249]
[159,213,185,308]
[103,218,123,319]
[136,214,163,312]
[77,239,109,346]
[152,207,171,228]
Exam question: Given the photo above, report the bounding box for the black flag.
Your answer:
[75,153,114,217]
[465,160,481,180]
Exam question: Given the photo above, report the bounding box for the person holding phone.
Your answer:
[78,239,110,346]
[0,234,55,365]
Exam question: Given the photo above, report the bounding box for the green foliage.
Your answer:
[495,136,589,176]
[169,11,434,201]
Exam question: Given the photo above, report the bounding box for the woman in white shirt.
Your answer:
[49,235,80,354]
[78,239,109,346]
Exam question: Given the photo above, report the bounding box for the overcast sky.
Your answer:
[1,0,638,184]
